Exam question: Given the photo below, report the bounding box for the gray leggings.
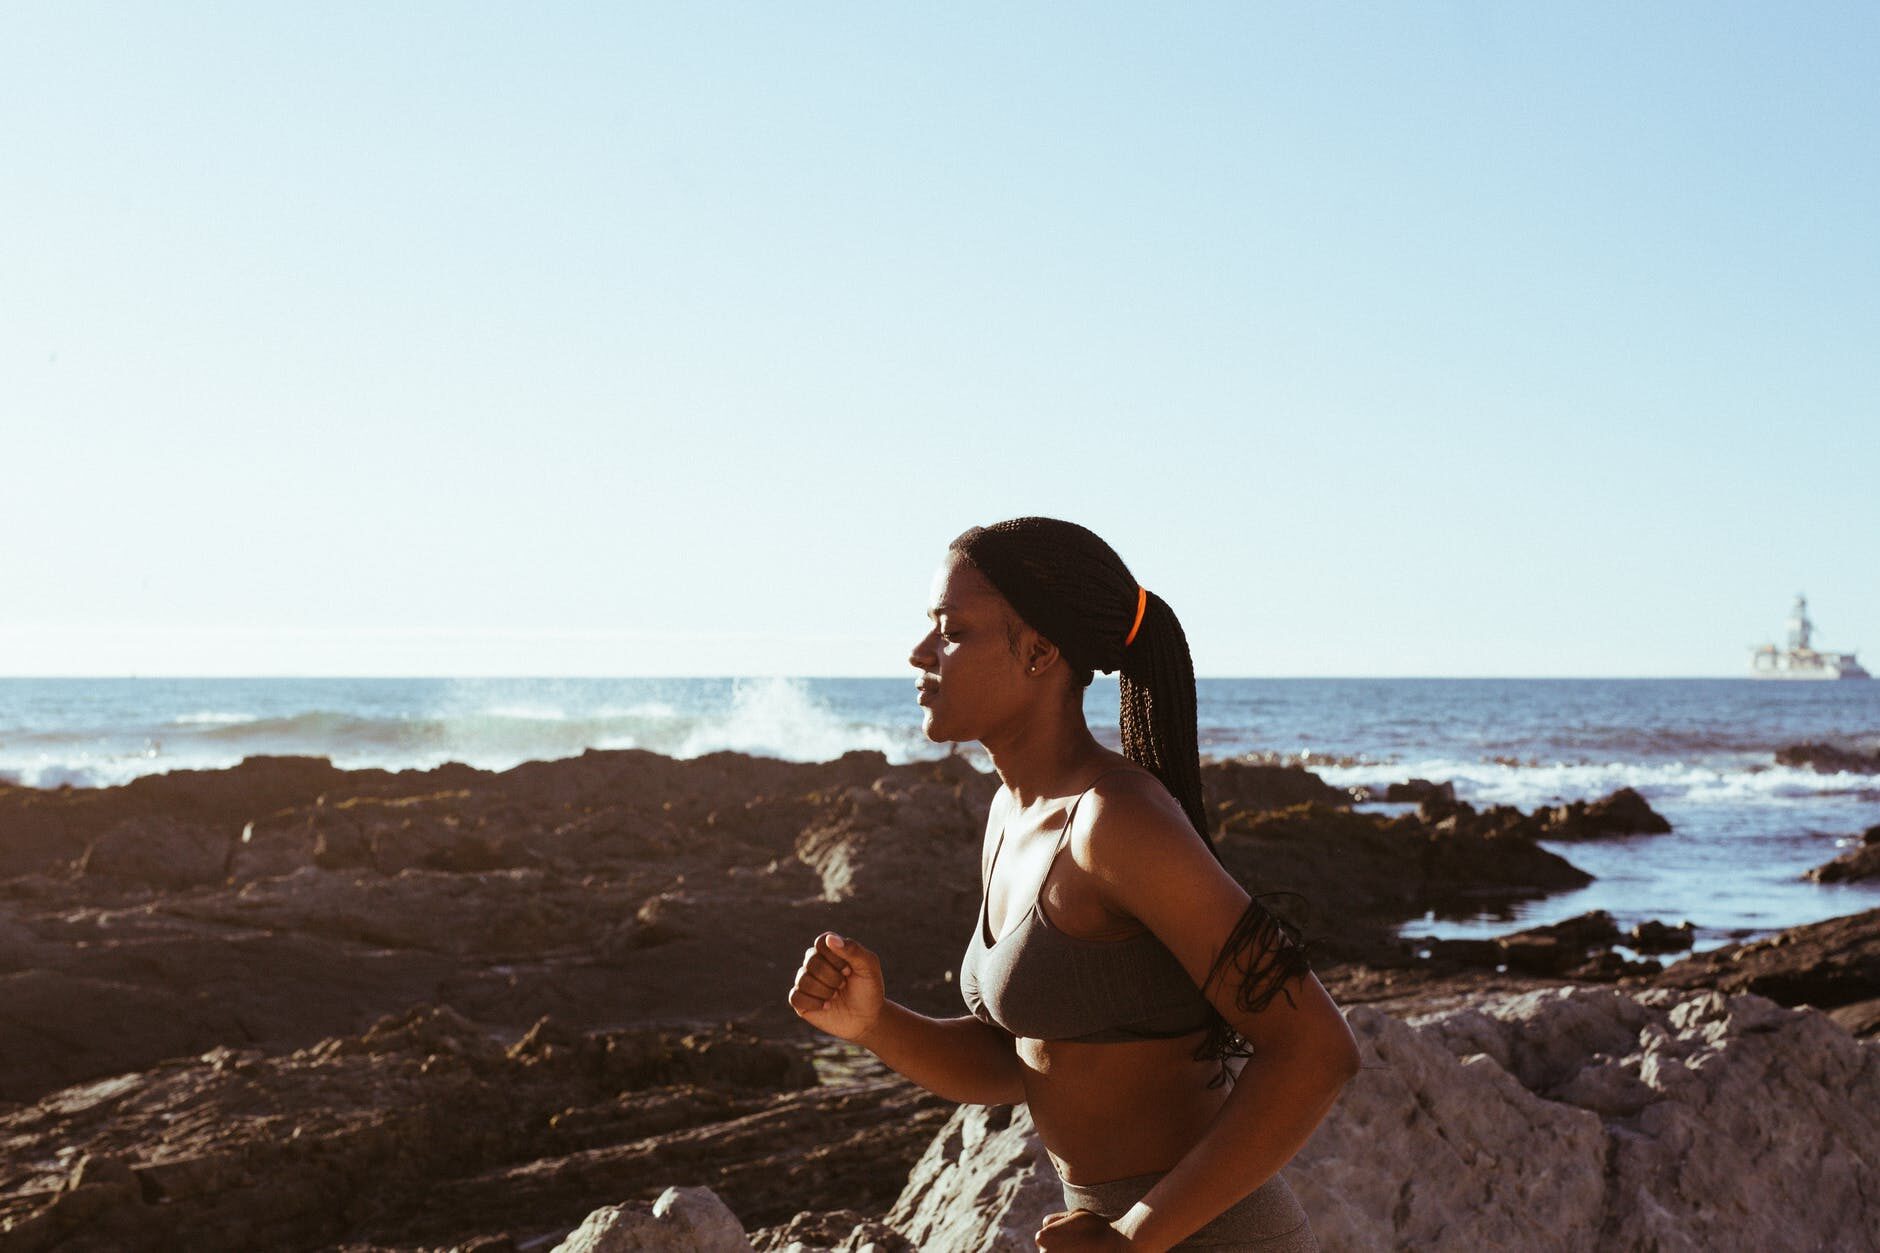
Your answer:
[1058,1169,1317,1251]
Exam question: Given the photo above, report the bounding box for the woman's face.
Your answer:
[908,553,1033,744]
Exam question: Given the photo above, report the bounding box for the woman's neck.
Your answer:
[981,700,1117,811]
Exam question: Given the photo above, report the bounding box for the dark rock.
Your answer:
[1204,761,1351,812]
[1829,998,1880,1038]
[1408,913,1657,981]
[0,792,78,879]
[1565,950,1662,981]
[1521,910,1622,950]
[1421,906,1616,978]
[316,792,520,876]
[1625,919,1697,954]
[1775,742,1880,774]
[76,817,234,889]
[1372,786,1671,848]
[1648,908,1880,1021]
[1386,779,1456,806]
[793,775,991,905]
[68,1152,139,1194]
[0,966,260,1103]
[1212,802,1593,963]
[675,1029,818,1091]
[0,1006,944,1252]
[1539,787,1672,840]
[1496,933,1568,975]
[1416,938,1503,966]
[1421,795,1468,824]
[1805,825,1880,884]
[1486,913,1651,979]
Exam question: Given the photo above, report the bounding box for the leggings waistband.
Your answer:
[1058,1169,1317,1251]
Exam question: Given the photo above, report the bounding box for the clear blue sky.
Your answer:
[4,4,1875,677]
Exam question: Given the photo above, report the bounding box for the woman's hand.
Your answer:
[787,932,885,1042]
[1035,1209,1135,1250]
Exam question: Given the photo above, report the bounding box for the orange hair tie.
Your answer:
[1123,586,1148,647]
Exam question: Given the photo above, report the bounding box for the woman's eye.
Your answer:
[940,632,960,643]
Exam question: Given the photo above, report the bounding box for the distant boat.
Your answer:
[1749,595,1870,680]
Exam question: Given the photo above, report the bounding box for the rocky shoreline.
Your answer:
[1,749,1875,1250]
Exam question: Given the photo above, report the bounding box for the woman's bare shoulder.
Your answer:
[1087,761,1181,811]
[1077,767,1202,855]
[1063,766,1208,931]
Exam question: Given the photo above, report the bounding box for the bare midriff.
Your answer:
[1019,1030,1234,1185]
[985,765,1238,1185]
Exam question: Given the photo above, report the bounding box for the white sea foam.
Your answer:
[4,680,939,781]
[594,700,679,719]
[670,677,929,765]
[481,704,574,721]
[171,711,260,726]
[1310,756,1879,809]
[0,750,245,790]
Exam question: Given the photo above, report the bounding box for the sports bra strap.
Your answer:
[1035,765,1152,909]
[982,766,1155,919]
[1053,766,1149,843]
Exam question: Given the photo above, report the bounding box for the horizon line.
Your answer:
[0,672,1804,682]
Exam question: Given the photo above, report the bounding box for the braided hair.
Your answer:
[949,516,1314,1089]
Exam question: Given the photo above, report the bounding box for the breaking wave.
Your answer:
[1308,754,1880,811]
[0,678,941,789]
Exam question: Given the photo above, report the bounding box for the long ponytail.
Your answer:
[1116,588,1207,839]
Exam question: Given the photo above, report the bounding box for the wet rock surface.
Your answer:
[1775,740,1880,774]
[1405,785,1672,843]
[1208,800,1595,967]
[1534,785,1673,839]
[1382,778,1455,806]
[1641,907,1880,1037]
[1411,910,1668,981]
[1806,823,1880,884]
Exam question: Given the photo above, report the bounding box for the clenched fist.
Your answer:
[787,931,885,1042]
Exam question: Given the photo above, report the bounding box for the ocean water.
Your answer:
[2,676,1876,950]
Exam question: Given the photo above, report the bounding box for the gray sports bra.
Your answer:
[959,768,1215,1043]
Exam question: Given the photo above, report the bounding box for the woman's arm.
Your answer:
[1111,974,1357,1251]
[790,931,1028,1107]
[1058,784,1362,1253]
[858,998,1028,1106]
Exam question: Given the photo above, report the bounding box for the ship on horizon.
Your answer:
[1749,594,1870,680]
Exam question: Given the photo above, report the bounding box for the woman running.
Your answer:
[790,517,1360,1251]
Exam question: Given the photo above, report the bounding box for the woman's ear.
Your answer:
[1024,634,1061,676]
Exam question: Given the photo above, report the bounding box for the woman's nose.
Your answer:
[908,630,937,669]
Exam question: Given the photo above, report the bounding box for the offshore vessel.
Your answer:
[1749,595,1871,680]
